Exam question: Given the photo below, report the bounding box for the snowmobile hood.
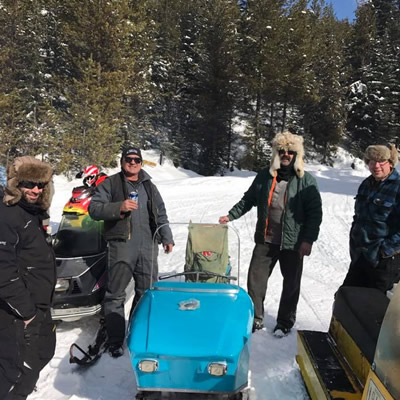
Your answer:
[128,281,253,359]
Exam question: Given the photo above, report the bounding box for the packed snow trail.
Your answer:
[30,150,371,400]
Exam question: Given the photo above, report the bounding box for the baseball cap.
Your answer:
[122,146,142,159]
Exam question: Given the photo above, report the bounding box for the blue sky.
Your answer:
[328,0,358,21]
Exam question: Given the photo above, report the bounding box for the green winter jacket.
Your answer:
[228,167,322,250]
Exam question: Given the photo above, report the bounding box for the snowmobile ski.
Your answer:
[69,320,108,367]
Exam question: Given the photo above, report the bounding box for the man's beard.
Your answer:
[22,191,41,204]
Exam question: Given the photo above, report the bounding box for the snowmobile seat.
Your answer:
[332,286,389,364]
[183,223,230,282]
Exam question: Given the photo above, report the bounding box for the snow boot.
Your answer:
[108,343,124,358]
[252,319,264,333]
[273,324,291,338]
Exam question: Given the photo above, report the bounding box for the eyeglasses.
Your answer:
[124,156,142,164]
[278,149,296,156]
[369,160,389,167]
[19,181,47,189]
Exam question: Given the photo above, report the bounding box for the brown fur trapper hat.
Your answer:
[3,156,54,210]
[364,144,398,166]
[269,131,305,178]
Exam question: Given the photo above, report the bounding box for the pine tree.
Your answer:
[191,0,240,175]
[0,0,56,159]
[55,58,125,172]
[300,2,348,162]
[237,0,286,171]
[48,0,148,172]
[148,0,240,175]
[346,0,400,151]
[145,0,187,164]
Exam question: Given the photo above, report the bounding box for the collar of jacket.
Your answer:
[121,168,151,184]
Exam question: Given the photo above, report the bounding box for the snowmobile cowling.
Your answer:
[127,281,253,393]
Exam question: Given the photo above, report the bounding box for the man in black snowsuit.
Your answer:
[89,146,174,358]
[0,156,56,400]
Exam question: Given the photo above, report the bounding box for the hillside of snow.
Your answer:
[29,149,375,400]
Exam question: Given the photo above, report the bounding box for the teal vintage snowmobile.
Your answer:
[127,223,254,399]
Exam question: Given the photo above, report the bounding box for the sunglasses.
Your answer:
[19,181,47,189]
[124,156,142,164]
[278,149,296,156]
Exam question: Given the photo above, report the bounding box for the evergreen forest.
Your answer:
[1,0,399,175]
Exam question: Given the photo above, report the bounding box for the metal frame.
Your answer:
[150,222,241,287]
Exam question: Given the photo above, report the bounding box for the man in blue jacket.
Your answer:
[220,132,322,337]
[342,144,400,293]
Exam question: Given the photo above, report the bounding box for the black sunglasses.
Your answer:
[278,149,296,156]
[19,181,47,189]
[124,156,142,164]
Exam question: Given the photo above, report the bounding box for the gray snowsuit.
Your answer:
[88,169,173,345]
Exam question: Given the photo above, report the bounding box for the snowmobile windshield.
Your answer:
[373,284,400,400]
[53,214,106,257]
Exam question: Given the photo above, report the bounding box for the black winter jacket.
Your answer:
[88,170,173,244]
[0,191,56,320]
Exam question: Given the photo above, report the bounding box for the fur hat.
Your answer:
[3,156,54,210]
[364,144,398,166]
[269,131,305,178]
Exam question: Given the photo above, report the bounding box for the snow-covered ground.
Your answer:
[30,149,373,400]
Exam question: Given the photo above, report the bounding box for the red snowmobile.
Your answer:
[63,165,107,214]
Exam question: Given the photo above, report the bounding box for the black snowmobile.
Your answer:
[51,173,107,322]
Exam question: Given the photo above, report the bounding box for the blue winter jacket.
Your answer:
[350,168,400,265]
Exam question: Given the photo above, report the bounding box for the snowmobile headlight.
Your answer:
[55,279,70,292]
[208,362,227,376]
[138,359,158,373]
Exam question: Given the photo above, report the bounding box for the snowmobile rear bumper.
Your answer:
[51,304,102,322]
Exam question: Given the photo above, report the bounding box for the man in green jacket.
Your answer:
[219,131,322,337]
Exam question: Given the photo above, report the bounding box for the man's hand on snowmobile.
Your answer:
[120,199,138,213]
[219,215,230,224]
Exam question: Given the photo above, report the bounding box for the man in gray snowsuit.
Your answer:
[89,146,174,358]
